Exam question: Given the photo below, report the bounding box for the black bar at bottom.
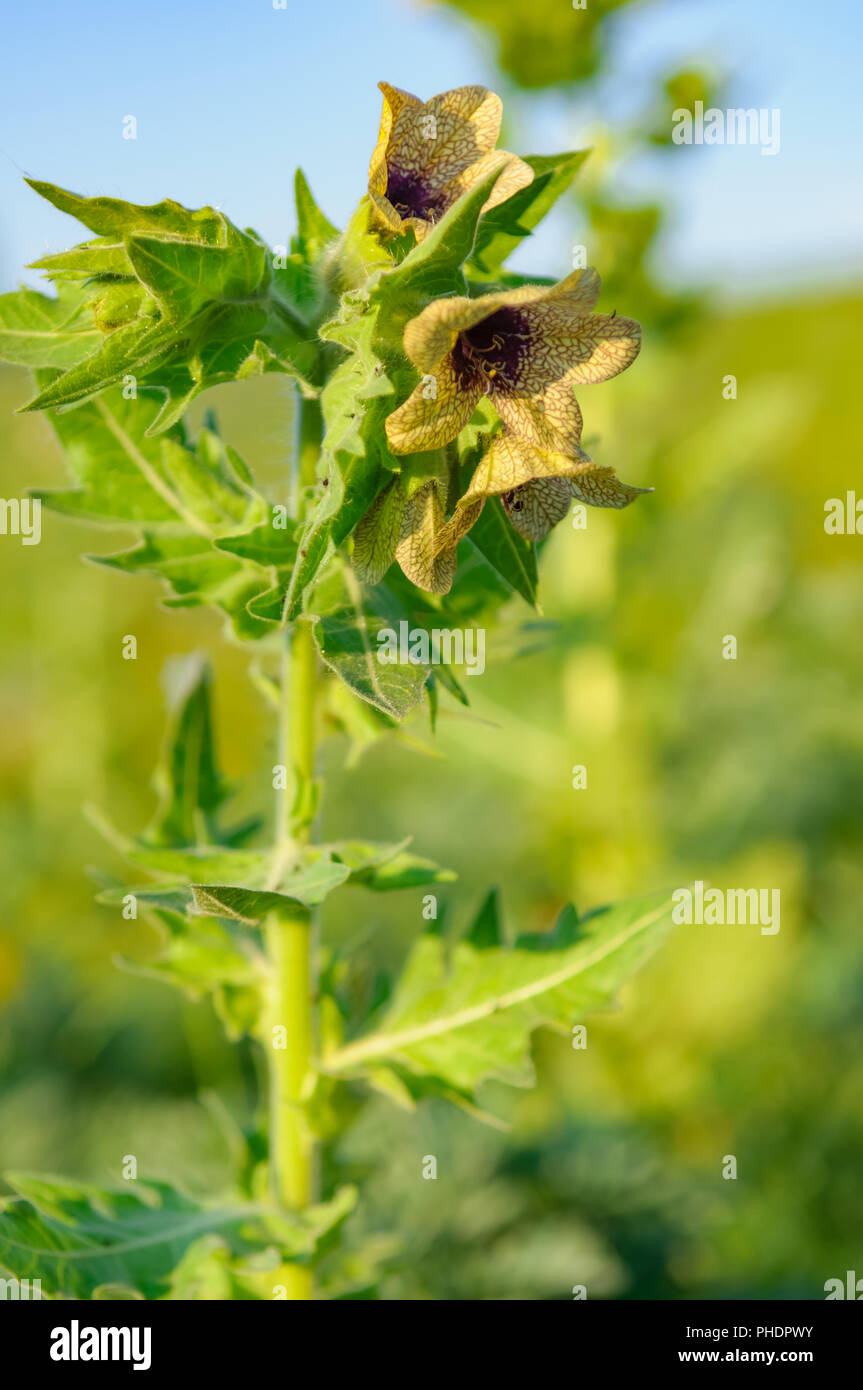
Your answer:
[5,1297,860,1375]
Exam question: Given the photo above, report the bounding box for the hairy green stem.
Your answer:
[265,393,323,1299]
[290,390,324,516]
[266,619,319,1299]
[265,903,314,1300]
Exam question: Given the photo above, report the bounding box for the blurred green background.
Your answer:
[1,0,861,1299]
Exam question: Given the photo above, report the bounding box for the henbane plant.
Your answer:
[0,82,671,1300]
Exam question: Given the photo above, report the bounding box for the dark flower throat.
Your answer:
[386,169,446,222]
[452,308,530,393]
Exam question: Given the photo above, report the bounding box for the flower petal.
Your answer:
[493,375,584,454]
[569,469,652,509]
[462,434,650,518]
[503,477,573,541]
[422,86,504,179]
[481,152,536,211]
[437,495,485,552]
[439,149,534,215]
[395,479,458,594]
[402,281,556,374]
[386,358,483,454]
[516,307,642,386]
[462,433,592,502]
[397,274,639,458]
[368,83,423,232]
[371,83,423,190]
[403,294,497,372]
[368,190,404,237]
[545,266,602,312]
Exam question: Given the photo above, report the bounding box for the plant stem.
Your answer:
[266,899,313,1200]
[265,393,323,1300]
[291,390,324,516]
[287,617,318,844]
[266,620,317,1299]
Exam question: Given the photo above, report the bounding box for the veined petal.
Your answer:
[437,495,485,552]
[403,285,548,373]
[395,479,458,594]
[503,477,573,541]
[467,435,651,541]
[371,83,423,182]
[493,375,583,454]
[369,83,422,198]
[368,83,430,237]
[405,148,533,242]
[569,469,652,508]
[368,189,405,237]
[544,266,602,312]
[397,274,639,461]
[516,307,642,387]
[422,86,504,180]
[481,152,535,211]
[462,433,594,502]
[407,214,437,243]
[386,359,483,454]
[439,149,534,215]
[404,295,493,372]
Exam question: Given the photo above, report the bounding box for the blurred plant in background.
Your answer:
[438,0,721,333]
[437,0,632,90]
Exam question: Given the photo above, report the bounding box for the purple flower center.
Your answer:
[453,308,531,393]
[386,168,446,222]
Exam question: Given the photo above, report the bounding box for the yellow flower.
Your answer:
[462,432,651,543]
[354,456,482,596]
[385,268,641,458]
[354,433,648,595]
[393,435,647,591]
[368,82,533,242]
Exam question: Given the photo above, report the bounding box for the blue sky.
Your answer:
[0,0,858,297]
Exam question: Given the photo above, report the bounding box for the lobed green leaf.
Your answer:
[321,891,673,1100]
